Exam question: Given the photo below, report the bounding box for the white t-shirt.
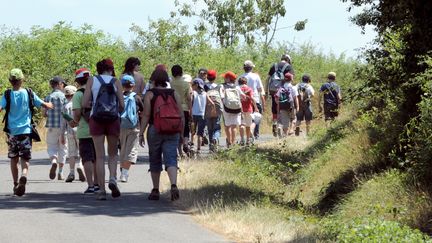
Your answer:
[295,83,315,97]
[192,90,207,116]
[283,82,298,97]
[240,72,263,104]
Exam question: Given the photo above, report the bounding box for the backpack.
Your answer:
[223,84,242,114]
[278,87,294,111]
[205,86,222,118]
[297,83,311,110]
[2,88,41,141]
[120,92,138,129]
[152,89,182,134]
[91,76,119,123]
[269,63,289,94]
[323,82,340,107]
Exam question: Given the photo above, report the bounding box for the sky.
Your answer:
[0,0,376,58]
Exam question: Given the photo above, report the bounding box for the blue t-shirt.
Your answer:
[320,82,340,106]
[1,88,43,135]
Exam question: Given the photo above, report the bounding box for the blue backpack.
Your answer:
[120,92,138,129]
[92,75,119,123]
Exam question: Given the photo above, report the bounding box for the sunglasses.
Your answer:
[199,72,207,75]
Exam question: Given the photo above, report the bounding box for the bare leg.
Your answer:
[68,157,76,173]
[239,125,245,142]
[197,136,202,150]
[151,171,161,189]
[20,158,29,176]
[83,161,94,187]
[246,126,251,141]
[10,157,19,184]
[92,135,106,191]
[167,166,177,185]
[225,125,231,146]
[120,161,132,170]
[230,126,237,145]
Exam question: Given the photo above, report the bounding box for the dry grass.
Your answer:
[0,122,48,153]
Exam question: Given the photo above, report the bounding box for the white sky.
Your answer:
[0,0,375,58]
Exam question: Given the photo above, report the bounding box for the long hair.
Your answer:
[123,57,141,75]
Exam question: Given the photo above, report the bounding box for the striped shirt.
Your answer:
[45,89,67,128]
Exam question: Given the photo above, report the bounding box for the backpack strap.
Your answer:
[2,89,11,133]
[280,63,290,75]
[26,88,37,126]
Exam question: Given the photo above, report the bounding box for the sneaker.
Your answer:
[239,139,245,146]
[203,136,209,145]
[96,190,107,201]
[148,188,160,200]
[171,184,180,201]
[84,186,95,194]
[108,179,121,198]
[272,123,277,137]
[65,173,75,183]
[49,163,57,180]
[295,127,300,136]
[94,185,100,193]
[77,167,86,182]
[15,176,27,197]
[120,173,128,183]
[57,172,64,181]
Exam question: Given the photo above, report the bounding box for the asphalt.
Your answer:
[0,140,230,243]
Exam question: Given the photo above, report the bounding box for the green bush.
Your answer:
[321,217,432,243]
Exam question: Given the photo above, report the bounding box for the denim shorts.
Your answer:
[146,125,179,172]
[192,115,206,136]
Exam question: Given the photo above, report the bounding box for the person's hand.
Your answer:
[60,135,66,145]
[139,134,145,147]
[68,120,78,128]
[45,102,54,110]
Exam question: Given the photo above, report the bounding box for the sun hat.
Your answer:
[64,85,77,96]
[75,68,91,79]
[221,71,237,81]
[121,75,135,85]
[192,78,205,89]
[328,72,336,79]
[9,68,24,80]
[244,60,255,68]
[207,70,217,80]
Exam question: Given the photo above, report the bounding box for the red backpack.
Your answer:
[151,89,182,134]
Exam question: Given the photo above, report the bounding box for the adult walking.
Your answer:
[267,54,294,137]
[319,72,341,125]
[121,57,146,97]
[82,58,124,200]
[141,68,184,201]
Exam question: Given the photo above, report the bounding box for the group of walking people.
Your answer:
[0,54,341,201]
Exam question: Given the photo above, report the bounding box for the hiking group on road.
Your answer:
[0,54,342,201]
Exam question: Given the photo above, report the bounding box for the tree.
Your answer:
[173,0,306,49]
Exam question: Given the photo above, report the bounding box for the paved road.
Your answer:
[0,142,229,243]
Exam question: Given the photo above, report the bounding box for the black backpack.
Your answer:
[91,76,119,123]
[2,88,41,141]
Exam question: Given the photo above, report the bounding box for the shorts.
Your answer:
[241,112,253,126]
[7,134,32,160]
[46,128,68,163]
[297,107,313,122]
[89,118,120,137]
[147,125,179,172]
[223,111,241,126]
[324,104,339,121]
[67,135,79,158]
[278,109,296,129]
[192,115,206,136]
[119,128,139,163]
[79,138,96,163]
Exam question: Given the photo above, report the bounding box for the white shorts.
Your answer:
[119,128,139,163]
[46,128,68,164]
[67,134,79,158]
[241,112,253,126]
[223,111,241,127]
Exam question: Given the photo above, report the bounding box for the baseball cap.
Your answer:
[284,72,294,81]
[221,71,237,81]
[207,70,217,80]
[244,60,255,68]
[328,72,336,79]
[121,75,135,85]
[50,76,66,85]
[302,74,311,82]
[75,68,91,79]
[64,85,77,96]
[192,78,204,89]
[183,74,192,83]
[281,54,292,63]
[9,68,24,80]
[198,68,208,74]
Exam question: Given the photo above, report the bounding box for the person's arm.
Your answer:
[82,76,93,108]
[33,92,53,110]
[115,79,125,113]
[189,92,194,118]
[174,92,185,141]
[318,90,323,112]
[139,92,152,147]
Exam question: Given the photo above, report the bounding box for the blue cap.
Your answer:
[121,75,135,85]
[192,78,204,89]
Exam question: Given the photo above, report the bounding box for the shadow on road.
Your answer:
[0,192,187,217]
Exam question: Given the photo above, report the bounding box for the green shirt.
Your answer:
[72,90,91,139]
[171,76,191,111]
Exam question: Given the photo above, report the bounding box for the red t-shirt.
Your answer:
[240,85,254,112]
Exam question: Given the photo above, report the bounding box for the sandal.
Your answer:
[148,188,160,200]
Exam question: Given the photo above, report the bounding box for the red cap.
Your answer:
[221,71,237,81]
[284,72,293,81]
[207,69,217,79]
[75,68,91,79]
